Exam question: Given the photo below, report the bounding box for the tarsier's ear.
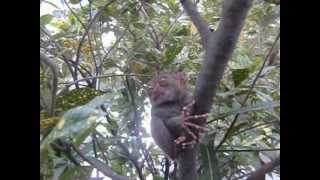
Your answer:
[175,72,186,87]
[147,77,156,96]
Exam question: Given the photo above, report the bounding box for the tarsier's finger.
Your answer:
[174,136,187,144]
[181,140,196,149]
[196,132,205,142]
[184,122,209,132]
[182,100,195,116]
[183,126,198,140]
[183,100,195,110]
[184,113,209,122]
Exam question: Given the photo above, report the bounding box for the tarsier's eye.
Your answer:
[158,78,168,87]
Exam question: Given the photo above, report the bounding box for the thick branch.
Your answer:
[178,0,254,180]
[40,53,59,116]
[194,0,254,115]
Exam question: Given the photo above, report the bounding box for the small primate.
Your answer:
[148,72,208,159]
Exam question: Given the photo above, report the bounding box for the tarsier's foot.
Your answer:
[174,136,187,144]
[181,140,196,149]
[182,114,209,140]
[176,100,210,145]
[174,136,196,149]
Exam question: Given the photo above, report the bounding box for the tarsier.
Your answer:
[148,72,208,159]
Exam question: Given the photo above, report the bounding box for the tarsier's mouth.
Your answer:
[152,92,164,101]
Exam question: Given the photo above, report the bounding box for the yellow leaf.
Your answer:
[40,117,60,130]
[130,61,145,74]
[190,22,198,34]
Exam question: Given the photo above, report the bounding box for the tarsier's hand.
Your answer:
[174,100,209,149]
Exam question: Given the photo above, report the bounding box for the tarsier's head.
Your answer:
[148,72,187,106]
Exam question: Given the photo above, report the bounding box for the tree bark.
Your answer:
[178,0,254,179]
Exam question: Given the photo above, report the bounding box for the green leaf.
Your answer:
[228,122,249,136]
[41,93,114,153]
[69,0,81,5]
[40,14,54,26]
[172,25,190,36]
[56,88,104,113]
[213,101,280,119]
[164,40,183,64]
[52,164,67,180]
[232,68,250,87]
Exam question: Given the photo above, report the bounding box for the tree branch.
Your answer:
[164,158,170,180]
[73,0,117,86]
[178,0,254,179]
[40,53,59,116]
[180,0,211,47]
[70,143,131,180]
[233,120,278,136]
[216,148,280,152]
[194,0,254,115]
[92,131,108,163]
[62,73,151,91]
[215,31,280,150]
[159,11,184,45]
[117,142,145,180]
[95,121,145,180]
[138,0,160,49]
[98,30,127,73]
[64,0,99,85]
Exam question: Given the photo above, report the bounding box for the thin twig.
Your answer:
[92,131,109,163]
[63,0,99,83]
[159,10,184,45]
[98,30,127,73]
[233,120,278,136]
[215,31,280,150]
[40,27,76,80]
[63,0,86,27]
[63,73,152,90]
[216,148,280,152]
[73,0,117,86]
[138,0,160,49]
